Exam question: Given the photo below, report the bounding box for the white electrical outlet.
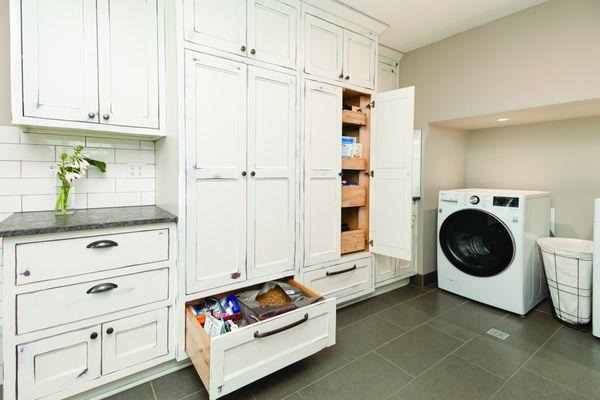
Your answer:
[127,164,144,177]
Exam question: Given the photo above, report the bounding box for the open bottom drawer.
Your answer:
[185,280,336,399]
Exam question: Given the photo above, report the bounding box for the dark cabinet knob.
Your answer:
[242,171,247,176]
[338,73,344,78]
[250,48,256,55]
[106,327,114,334]
[241,45,246,52]
[250,171,256,176]
[90,332,98,340]
[344,75,350,80]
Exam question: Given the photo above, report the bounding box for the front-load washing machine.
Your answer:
[437,189,551,315]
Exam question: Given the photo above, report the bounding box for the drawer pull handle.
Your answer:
[254,313,309,339]
[87,240,119,249]
[87,283,118,294]
[326,265,357,276]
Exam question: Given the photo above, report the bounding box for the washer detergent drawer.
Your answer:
[185,280,336,399]
[17,268,169,334]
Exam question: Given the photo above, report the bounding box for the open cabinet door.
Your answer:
[369,86,415,260]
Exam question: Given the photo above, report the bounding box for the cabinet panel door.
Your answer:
[185,52,247,293]
[184,0,247,56]
[304,15,343,81]
[377,61,398,92]
[375,255,397,283]
[17,325,101,400]
[102,309,168,374]
[369,87,415,260]
[343,30,375,89]
[21,0,99,122]
[304,81,342,266]
[97,0,160,128]
[248,0,296,68]
[247,67,296,278]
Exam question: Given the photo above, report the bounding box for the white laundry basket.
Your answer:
[537,237,593,325]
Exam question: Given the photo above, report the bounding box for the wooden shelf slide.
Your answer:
[341,230,366,254]
[342,157,366,170]
[341,185,366,208]
[342,109,367,126]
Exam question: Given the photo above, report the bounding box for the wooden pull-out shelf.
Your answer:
[342,110,367,126]
[341,186,367,208]
[341,157,367,170]
[341,230,367,254]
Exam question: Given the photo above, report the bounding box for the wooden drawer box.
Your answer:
[16,229,169,285]
[341,186,366,207]
[186,280,336,399]
[17,268,169,334]
[341,230,366,254]
[303,258,373,302]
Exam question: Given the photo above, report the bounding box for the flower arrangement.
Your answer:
[51,145,106,214]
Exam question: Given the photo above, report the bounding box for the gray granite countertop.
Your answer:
[0,206,178,238]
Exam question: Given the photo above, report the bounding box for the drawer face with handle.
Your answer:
[303,258,373,302]
[17,268,169,334]
[16,229,169,285]
[186,280,336,399]
[17,325,101,400]
[102,308,169,374]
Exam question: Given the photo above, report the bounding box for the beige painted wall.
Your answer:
[0,0,11,125]
[467,116,600,240]
[398,0,600,275]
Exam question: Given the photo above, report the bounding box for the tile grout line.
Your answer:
[487,325,564,399]
[453,354,510,382]
[521,366,594,399]
[149,381,158,400]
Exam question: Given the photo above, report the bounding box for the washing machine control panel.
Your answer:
[469,195,480,205]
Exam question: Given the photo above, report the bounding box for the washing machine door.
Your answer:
[439,209,515,277]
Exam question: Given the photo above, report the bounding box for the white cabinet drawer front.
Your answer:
[303,259,372,301]
[18,325,101,400]
[17,268,169,334]
[186,281,336,398]
[16,229,169,285]
[102,308,168,374]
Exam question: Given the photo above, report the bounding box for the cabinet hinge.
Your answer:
[369,170,374,178]
[369,239,374,246]
[370,100,375,109]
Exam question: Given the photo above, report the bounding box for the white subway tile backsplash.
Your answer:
[116,178,155,192]
[140,141,155,151]
[87,163,127,178]
[75,178,115,194]
[0,162,20,178]
[56,146,116,164]
[0,179,55,195]
[21,162,55,178]
[0,196,21,213]
[116,149,155,164]
[141,192,155,205]
[20,132,84,147]
[88,192,141,208]
[22,193,88,212]
[0,126,20,144]
[0,144,55,161]
[85,137,140,150]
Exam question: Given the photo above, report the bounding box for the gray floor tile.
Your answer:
[376,325,463,376]
[250,346,349,400]
[152,366,205,400]
[525,333,600,398]
[427,301,507,341]
[180,388,253,400]
[492,369,587,400]
[409,290,467,317]
[379,302,435,330]
[335,315,404,360]
[535,298,554,315]
[282,395,303,400]
[336,297,387,329]
[376,285,428,307]
[299,352,411,400]
[491,310,560,352]
[553,327,600,352]
[394,355,505,400]
[105,383,155,400]
[456,334,534,379]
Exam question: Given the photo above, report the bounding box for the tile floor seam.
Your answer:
[424,322,468,343]
[521,366,594,400]
[486,325,564,399]
[453,353,509,382]
[150,381,158,400]
[372,349,417,378]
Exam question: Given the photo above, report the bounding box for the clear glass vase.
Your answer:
[55,183,76,215]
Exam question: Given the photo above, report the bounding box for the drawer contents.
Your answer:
[185,279,336,399]
[16,229,169,285]
[17,268,169,334]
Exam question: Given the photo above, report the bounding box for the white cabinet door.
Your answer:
[17,325,101,400]
[377,61,398,92]
[102,309,168,374]
[184,0,247,56]
[97,0,160,128]
[343,30,375,89]
[369,87,415,260]
[247,67,296,278]
[375,255,398,283]
[185,52,248,293]
[21,0,99,122]
[247,0,297,68]
[304,81,342,266]
[304,15,343,81]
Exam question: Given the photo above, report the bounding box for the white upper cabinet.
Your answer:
[247,67,296,278]
[97,0,160,129]
[369,87,415,261]
[15,0,164,136]
[304,14,343,81]
[185,52,248,293]
[343,30,375,89]
[248,0,297,68]
[184,0,247,56]
[304,81,342,266]
[183,0,297,69]
[377,62,398,92]
[21,0,99,123]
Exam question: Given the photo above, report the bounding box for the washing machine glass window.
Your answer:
[439,209,515,277]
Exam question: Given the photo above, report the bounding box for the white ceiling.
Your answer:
[336,0,548,52]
